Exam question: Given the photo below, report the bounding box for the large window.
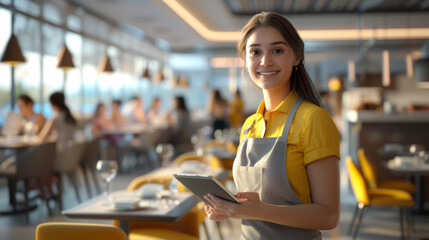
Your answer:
[0,7,11,122]
[0,0,170,124]
[65,32,83,117]
[14,13,41,112]
[82,37,104,114]
[42,23,64,112]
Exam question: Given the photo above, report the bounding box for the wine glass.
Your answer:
[156,143,174,167]
[96,160,118,205]
[23,121,38,142]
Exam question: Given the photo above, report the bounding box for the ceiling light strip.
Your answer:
[163,0,429,42]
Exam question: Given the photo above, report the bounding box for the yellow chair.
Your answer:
[173,152,206,166]
[172,152,216,240]
[358,148,416,193]
[36,222,128,240]
[129,228,198,240]
[114,175,199,240]
[202,140,237,155]
[346,157,413,240]
[202,140,236,184]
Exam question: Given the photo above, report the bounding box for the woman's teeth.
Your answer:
[259,71,278,76]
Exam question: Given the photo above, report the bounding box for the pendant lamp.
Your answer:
[56,45,75,91]
[1,33,26,109]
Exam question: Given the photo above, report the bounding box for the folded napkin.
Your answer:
[113,195,141,210]
[135,183,165,198]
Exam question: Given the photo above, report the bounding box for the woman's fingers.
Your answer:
[204,195,216,208]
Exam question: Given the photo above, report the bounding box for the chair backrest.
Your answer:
[173,152,205,166]
[346,157,370,205]
[127,175,171,191]
[53,142,87,173]
[357,148,378,189]
[81,136,101,165]
[16,142,57,178]
[36,222,128,240]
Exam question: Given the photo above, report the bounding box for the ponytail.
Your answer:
[49,92,77,125]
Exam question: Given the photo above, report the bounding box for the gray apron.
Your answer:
[232,97,321,240]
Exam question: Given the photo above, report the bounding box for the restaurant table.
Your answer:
[62,192,199,234]
[100,124,152,136]
[385,157,429,214]
[0,136,40,150]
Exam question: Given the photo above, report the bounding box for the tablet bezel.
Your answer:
[173,173,241,204]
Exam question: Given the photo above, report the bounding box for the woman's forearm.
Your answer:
[253,202,339,230]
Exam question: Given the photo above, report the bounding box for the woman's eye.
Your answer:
[250,49,260,56]
[273,48,284,54]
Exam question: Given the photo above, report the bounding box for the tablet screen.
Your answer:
[173,174,241,203]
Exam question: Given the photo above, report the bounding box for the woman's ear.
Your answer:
[293,53,302,66]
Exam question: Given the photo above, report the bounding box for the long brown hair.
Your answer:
[49,92,77,125]
[237,12,321,107]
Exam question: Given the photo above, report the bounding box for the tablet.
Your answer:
[173,173,241,204]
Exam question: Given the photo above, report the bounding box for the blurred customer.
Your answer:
[17,94,46,135]
[110,99,124,126]
[121,96,147,123]
[229,90,245,128]
[207,89,229,137]
[92,103,114,135]
[148,97,165,124]
[38,92,77,151]
[167,96,191,152]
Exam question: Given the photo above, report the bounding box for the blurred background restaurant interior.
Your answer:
[1,0,429,239]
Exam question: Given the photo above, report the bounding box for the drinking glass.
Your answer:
[156,143,174,167]
[96,160,119,204]
[23,121,38,142]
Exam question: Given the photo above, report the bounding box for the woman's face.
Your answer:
[245,26,299,92]
[99,105,106,116]
[17,99,31,114]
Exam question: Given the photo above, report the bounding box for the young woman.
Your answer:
[207,89,229,137]
[38,92,77,151]
[167,96,190,146]
[92,103,114,135]
[203,12,340,239]
[110,99,124,126]
[17,94,45,134]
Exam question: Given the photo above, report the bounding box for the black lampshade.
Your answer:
[97,55,114,73]
[56,45,75,70]
[142,68,150,79]
[1,33,26,66]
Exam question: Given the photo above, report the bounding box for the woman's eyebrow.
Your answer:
[248,41,287,47]
[271,41,288,46]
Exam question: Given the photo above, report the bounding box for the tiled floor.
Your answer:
[1,165,429,240]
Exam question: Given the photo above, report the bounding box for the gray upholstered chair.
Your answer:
[0,142,56,222]
[52,142,86,210]
[80,136,102,197]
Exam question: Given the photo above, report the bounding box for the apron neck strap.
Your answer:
[242,97,303,139]
[281,97,303,138]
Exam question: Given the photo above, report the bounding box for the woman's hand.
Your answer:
[203,202,230,221]
[203,192,263,220]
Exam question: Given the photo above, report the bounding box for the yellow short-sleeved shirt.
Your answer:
[240,91,340,204]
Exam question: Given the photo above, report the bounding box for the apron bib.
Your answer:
[233,97,321,240]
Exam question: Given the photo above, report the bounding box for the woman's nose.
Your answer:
[260,53,273,66]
